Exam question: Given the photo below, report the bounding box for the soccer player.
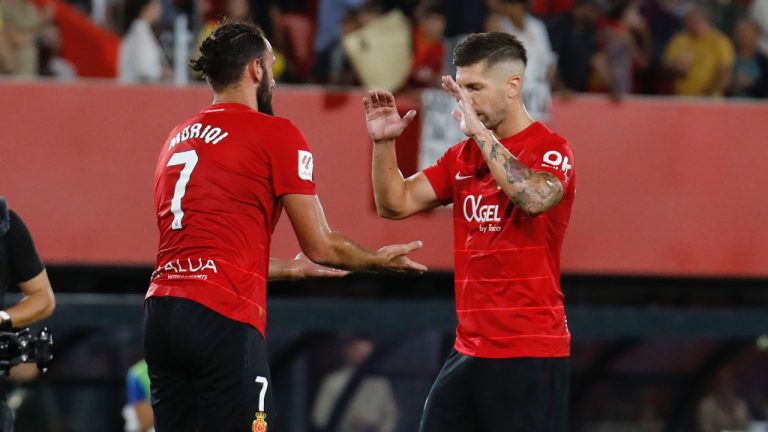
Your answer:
[144,22,427,432]
[363,32,576,431]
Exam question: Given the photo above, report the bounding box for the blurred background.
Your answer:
[1,0,768,431]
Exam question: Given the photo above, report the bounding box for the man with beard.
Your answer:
[144,22,427,432]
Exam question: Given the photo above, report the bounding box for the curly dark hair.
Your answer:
[189,21,268,91]
[453,32,527,69]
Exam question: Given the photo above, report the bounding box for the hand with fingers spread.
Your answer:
[291,253,350,279]
[440,75,489,138]
[363,90,417,142]
[375,240,428,273]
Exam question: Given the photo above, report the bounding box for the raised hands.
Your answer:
[441,75,488,138]
[363,90,417,142]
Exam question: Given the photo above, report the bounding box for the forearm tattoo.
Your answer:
[475,137,564,214]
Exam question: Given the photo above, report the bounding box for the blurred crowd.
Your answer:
[1,0,766,99]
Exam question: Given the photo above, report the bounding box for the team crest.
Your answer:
[252,411,267,432]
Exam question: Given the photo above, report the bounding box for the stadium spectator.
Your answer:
[144,22,426,431]
[409,1,446,88]
[663,5,735,96]
[547,0,601,95]
[118,0,171,83]
[311,335,398,432]
[122,359,153,432]
[487,0,555,120]
[364,32,575,431]
[730,18,768,97]
[0,199,56,431]
[591,0,651,99]
[749,0,768,57]
[313,0,366,83]
[0,0,43,76]
[698,368,752,432]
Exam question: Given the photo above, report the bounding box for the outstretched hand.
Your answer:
[363,90,417,142]
[376,240,428,273]
[292,253,350,279]
[440,75,487,138]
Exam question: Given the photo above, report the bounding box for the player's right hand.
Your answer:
[375,240,428,273]
[363,90,417,142]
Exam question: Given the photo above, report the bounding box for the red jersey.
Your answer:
[146,103,316,335]
[423,122,575,358]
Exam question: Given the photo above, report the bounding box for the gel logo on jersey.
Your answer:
[463,195,501,223]
[541,151,572,176]
[298,150,313,181]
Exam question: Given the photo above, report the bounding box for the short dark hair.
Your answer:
[189,22,268,91]
[453,32,527,69]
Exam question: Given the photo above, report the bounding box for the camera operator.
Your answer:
[0,199,55,431]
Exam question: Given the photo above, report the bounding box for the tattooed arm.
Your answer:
[441,75,564,216]
[472,129,564,215]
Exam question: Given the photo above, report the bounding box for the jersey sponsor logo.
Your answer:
[463,195,501,223]
[541,150,572,176]
[298,150,313,181]
[152,257,219,281]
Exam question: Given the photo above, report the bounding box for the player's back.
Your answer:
[147,102,316,333]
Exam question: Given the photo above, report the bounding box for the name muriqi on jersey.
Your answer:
[169,123,230,149]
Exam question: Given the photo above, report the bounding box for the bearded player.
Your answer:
[363,32,575,431]
[144,22,427,432]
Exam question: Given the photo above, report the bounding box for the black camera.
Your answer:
[0,328,53,376]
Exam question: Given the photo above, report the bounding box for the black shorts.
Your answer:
[144,296,275,432]
[419,350,569,432]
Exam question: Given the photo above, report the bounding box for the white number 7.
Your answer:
[255,376,269,412]
[166,150,198,230]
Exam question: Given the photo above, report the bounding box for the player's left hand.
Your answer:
[441,75,487,138]
[292,253,350,279]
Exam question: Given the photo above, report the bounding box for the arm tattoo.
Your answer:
[475,134,564,215]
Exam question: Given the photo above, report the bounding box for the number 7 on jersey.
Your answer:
[166,150,199,230]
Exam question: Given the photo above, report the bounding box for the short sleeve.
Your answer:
[4,211,44,285]
[422,146,456,204]
[268,120,318,197]
[530,138,575,188]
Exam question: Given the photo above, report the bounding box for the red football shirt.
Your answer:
[146,103,316,335]
[423,122,575,358]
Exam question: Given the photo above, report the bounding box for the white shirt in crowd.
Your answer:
[498,14,556,122]
[118,19,166,83]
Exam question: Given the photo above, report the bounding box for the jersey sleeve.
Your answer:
[422,146,456,204]
[268,120,318,197]
[5,211,44,285]
[530,138,575,188]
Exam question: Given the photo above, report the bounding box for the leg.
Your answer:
[189,306,275,432]
[144,297,198,431]
[473,357,570,432]
[419,350,477,432]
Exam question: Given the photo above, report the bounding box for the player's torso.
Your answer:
[448,130,576,357]
[152,106,278,287]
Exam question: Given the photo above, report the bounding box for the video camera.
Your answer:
[0,328,53,376]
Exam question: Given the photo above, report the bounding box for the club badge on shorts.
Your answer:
[252,411,267,432]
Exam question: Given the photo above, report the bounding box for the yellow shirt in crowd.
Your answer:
[664,28,736,96]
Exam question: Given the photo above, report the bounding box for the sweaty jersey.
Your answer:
[423,122,575,358]
[147,103,316,335]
